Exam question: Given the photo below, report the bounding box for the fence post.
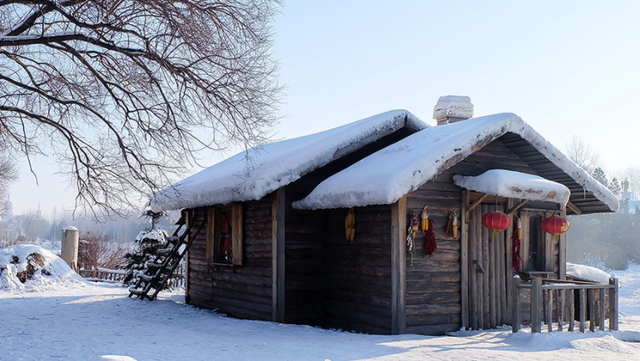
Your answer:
[609,277,619,331]
[61,226,79,271]
[579,288,586,332]
[531,278,542,333]
[512,276,521,333]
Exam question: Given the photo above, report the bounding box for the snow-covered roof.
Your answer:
[293,113,619,211]
[566,262,611,284]
[149,110,426,212]
[453,170,571,205]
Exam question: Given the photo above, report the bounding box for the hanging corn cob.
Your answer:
[406,211,419,264]
[446,211,459,238]
[420,205,430,231]
[345,208,356,243]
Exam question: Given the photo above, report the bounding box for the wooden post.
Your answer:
[579,288,586,332]
[391,196,407,335]
[547,290,553,332]
[272,188,285,323]
[461,190,470,330]
[512,275,521,333]
[568,289,575,331]
[589,289,595,332]
[505,198,514,326]
[61,226,79,271]
[184,211,191,304]
[559,205,567,280]
[558,289,565,331]
[531,278,542,333]
[609,277,619,331]
[599,288,606,331]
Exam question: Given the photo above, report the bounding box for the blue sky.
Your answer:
[9,0,640,215]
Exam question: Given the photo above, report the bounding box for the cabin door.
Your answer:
[467,203,510,330]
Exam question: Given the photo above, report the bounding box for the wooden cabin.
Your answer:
[149,98,618,335]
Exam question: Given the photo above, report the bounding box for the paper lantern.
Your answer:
[482,212,511,236]
[541,216,570,240]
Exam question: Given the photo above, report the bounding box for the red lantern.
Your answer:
[541,216,570,240]
[483,212,511,236]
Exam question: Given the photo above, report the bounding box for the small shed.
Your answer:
[149,100,617,335]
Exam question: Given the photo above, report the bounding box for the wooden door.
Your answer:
[467,204,510,330]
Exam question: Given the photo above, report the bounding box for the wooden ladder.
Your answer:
[128,210,204,301]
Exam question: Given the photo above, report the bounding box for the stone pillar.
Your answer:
[61,226,79,271]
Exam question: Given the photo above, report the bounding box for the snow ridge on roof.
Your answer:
[149,110,426,212]
[453,170,571,205]
[293,113,619,211]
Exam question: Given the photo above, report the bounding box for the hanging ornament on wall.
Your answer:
[424,219,437,257]
[421,205,430,231]
[482,211,511,237]
[512,216,523,271]
[345,208,356,243]
[446,211,459,238]
[541,215,570,240]
[406,211,419,264]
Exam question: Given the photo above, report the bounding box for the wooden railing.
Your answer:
[512,276,619,333]
[79,264,186,287]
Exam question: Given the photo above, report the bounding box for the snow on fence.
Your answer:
[78,264,186,287]
[512,276,619,333]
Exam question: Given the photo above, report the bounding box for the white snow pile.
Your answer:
[433,95,474,120]
[294,113,619,210]
[148,110,426,212]
[0,244,84,291]
[135,228,167,243]
[566,262,612,284]
[453,169,571,205]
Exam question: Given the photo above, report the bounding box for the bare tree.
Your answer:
[565,135,602,174]
[0,148,18,216]
[0,1,281,214]
[616,166,640,200]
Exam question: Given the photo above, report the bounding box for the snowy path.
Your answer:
[2,266,640,360]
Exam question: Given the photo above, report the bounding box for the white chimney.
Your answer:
[433,95,474,125]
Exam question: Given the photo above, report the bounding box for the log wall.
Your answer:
[186,199,273,321]
[323,205,394,334]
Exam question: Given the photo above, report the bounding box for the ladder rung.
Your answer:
[147,263,164,269]
[166,236,179,243]
[137,274,154,282]
[157,248,173,256]
[128,287,145,296]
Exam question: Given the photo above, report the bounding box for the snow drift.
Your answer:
[0,244,84,291]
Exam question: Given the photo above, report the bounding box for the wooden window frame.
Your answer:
[206,203,243,266]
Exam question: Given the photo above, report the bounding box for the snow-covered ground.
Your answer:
[2,258,640,360]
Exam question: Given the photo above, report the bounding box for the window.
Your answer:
[206,203,243,265]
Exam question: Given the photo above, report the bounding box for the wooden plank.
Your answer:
[566,201,582,215]
[490,222,497,329]
[391,196,407,334]
[559,206,567,280]
[599,288,606,331]
[233,203,243,266]
[482,205,490,329]
[512,276,521,333]
[547,290,553,332]
[206,208,215,263]
[520,211,530,271]
[272,188,285,323]
[498,218,505,325]
[506,200,514,327]
[531,278,542,333]
[558,289,565,331]
[466,193,489,215]
[609,277,619,331]
[579,288,586,332]
[461,190,470,330]
[568,289,575,331]
[469,204,479,330]
[507,200,529,215]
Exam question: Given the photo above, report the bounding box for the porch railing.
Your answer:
[512,276,619,333]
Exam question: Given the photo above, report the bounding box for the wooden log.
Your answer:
[579,289,586,332]
[490,229,497,329]
[589,289,595,332]
[391,196,406,335]
[531,278,542,333]
[558,289,565,331]
[461,190,470,330]
[568,289,575,331]
[609,277,619,331]
[547,290,553,332]
[272,188,285,323]
[512,276,521,333]
[599,288,606,331]
[469,205,478,330]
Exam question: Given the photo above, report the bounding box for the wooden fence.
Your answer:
[78,264,186,287]
[512,276,618,333]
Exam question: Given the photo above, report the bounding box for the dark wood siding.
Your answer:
[323,205,393,334]
[405,174,462,335]
[186,198,273,320]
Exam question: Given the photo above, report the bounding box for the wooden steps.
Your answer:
[128,210,204,301]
